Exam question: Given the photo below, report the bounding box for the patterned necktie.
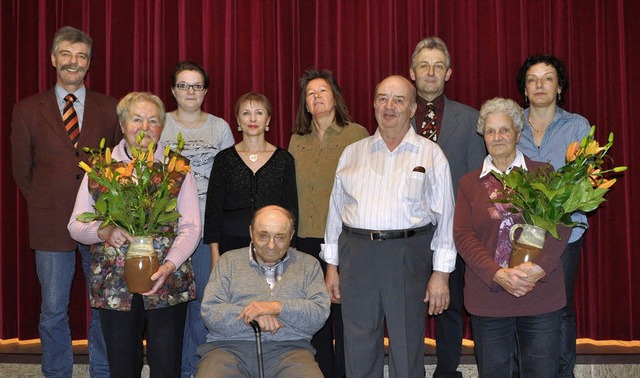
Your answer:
[63,94,80,148]
[420,102,437,141]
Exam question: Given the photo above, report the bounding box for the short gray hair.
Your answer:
[477,97,524,135]
[117,92,166,126]
[411,36,451,70]
[51,26,93,59]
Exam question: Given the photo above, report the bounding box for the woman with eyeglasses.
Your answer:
[160,60,235,377]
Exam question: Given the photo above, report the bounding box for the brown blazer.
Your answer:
[11,87,121,251]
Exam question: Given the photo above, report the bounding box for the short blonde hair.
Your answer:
[116,92,166,126]
[477,97,524,135]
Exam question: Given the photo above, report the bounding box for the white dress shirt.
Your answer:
[321,128,457,273]
[479,149,529,178]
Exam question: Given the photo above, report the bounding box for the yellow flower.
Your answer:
[115,162,135,180]
[79,161,92,173]
[583,140,605,156]
[167,156,177,173]
[174,159,191,174]
[104,167,114,181]
[565,141,579,162]
[146,149,155,168]
[105,147,112,165]
[597,178,616,189]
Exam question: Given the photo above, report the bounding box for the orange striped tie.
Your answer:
[63,94,80,148]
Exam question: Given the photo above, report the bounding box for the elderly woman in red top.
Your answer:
[453,97,570,378]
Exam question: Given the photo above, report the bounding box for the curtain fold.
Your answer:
[1,0,637,341]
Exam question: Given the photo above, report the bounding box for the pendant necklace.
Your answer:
[248,153,259,162]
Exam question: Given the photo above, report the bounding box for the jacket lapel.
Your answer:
[438,97,457,147]
[39,89,71,143]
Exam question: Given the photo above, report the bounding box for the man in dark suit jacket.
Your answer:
[11,26,121,378]
[409,36,486,378]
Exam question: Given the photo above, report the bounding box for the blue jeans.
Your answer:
[35,250,76,378]
[471,310,561,378]
[181,240,212,377]
[78,244,110,377]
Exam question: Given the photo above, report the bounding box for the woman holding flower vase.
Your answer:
[453,98,571,378]
[68,92,201,377]
[515,55,590,377]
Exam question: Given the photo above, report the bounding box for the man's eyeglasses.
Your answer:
[174,83,206,91]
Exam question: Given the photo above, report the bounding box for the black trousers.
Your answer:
[99,294,188,378]
[433,254,465,378]
[297,237,346,378]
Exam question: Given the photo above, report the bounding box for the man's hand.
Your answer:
[253,314,284,334]
[325,264,341,304]
[493,268,536,297]
[424,271,450,315]
[238,301,282,325]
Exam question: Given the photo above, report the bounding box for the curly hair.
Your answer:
[117,92,166,126]
[516,55,569,107]
[477,97,524,135]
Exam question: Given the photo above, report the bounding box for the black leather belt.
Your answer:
[342,224,433,241]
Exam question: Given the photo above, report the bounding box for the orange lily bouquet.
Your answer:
[494,126,627,239]
[76,133,191,237]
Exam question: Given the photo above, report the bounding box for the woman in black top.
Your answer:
[203,92,298,264]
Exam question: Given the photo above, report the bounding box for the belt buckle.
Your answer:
[370,232,382,241]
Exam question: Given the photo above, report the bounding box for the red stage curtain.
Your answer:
[1,0,638,341]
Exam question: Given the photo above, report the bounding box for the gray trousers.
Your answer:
[339,229,434,378]
[196,340,322,378]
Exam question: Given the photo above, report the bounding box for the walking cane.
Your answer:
[250,320,265,378]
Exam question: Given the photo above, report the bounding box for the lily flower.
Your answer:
[79,161,92,173]
[115,162,135,179]
[174,159,191,174]
[597,178,616,189]
[566,141,579,162]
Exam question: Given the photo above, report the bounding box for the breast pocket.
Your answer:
[400,171,427,203]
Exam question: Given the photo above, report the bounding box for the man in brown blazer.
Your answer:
[11,26,121,378]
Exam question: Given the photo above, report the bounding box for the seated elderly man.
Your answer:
[196,205,329,377]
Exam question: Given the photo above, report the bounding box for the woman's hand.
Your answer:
[493,267,536,297]
[97,224,132,249]
[143,261,177,296]
[513,262,546,284]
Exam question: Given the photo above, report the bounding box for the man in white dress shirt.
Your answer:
[321,75,457,378]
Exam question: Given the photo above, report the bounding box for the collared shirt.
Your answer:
[321,127,457,272]
[479,149,528,178]
[248,242,290,289]
[518,107,590,242]
[289,121,369,238]
[55,84,87,130]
